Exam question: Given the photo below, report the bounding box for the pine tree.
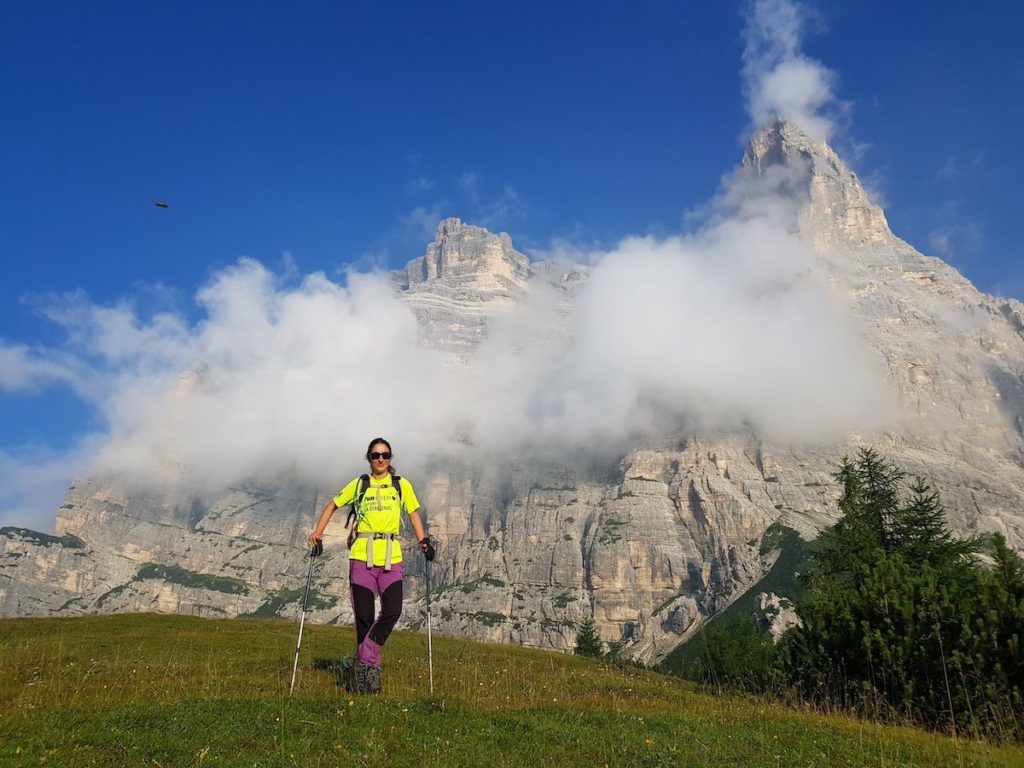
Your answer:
[807,448,903,584]
[892,476,979,567]
[844,447,903,547]
[991,532,1024,594]
[574,618,603,658]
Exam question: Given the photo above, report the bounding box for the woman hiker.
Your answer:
[308,437,435,694]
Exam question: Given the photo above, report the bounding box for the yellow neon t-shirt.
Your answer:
[333,474,421,565]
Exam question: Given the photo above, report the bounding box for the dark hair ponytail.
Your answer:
[365,437,397,475]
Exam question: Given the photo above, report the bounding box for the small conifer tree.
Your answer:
[894,477,979,566]
[574,617,603,658]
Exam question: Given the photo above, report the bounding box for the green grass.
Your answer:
[1,614,1020,767]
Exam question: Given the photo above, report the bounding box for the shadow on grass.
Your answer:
[312,657,349,689]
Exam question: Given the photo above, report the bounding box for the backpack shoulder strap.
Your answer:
[344,474,371,535]
[392,475,403,504]
[353,474,371,510]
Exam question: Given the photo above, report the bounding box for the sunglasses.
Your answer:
[369,452,392,461]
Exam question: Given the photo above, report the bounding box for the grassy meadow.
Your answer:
[1,614,1021,767]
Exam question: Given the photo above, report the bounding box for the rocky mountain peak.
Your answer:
[390,218,535,357]
[743,119,893,250]
[400,217,532,290]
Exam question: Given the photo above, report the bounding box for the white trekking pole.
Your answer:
[289,541,321,695]
[425,548,434,694]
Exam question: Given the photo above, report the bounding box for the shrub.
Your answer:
[690,615,780,695]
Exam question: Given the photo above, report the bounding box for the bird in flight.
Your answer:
[154,200,169,209]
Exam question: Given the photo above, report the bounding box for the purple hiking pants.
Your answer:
[349,559,404,669]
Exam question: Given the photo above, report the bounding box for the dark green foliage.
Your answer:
[894,478,979,567]
[471,611,507,627]
[782,449,1022,739]
[574,617,603,658]
[690,616,780,695]
[814,449,981,575]
[96,563,251,607]
[1,526,85,548]
[243,587,337,618]
[94,582,130,607]
[135,563,249,595]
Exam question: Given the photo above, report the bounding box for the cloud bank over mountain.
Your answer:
[0,0,890,528]
[0,156,892,529]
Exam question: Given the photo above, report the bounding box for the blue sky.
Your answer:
[1,1,1022,527]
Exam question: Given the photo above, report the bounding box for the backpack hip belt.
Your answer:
[355,532,400,571]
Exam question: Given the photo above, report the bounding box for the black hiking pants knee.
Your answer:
[351,581,403,648]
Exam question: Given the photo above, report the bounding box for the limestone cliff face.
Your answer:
[393,218,534,357]
[4,124,1024,665]
[401,217,531,290]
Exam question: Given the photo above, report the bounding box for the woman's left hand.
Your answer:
[419,537,435,561]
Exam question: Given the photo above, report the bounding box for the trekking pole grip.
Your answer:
[419,536,435,561]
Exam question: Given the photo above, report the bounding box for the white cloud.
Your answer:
[991,264,1024,302]
[859,167,889,210]
[457,172,480,197]
[1,159,895,531]
[399,205,447,242]
[0,441,100,530]
[936,156,960,181]
[936,151,986,182]
[928,220,984,260]
[742,0,838,140]
[927,201,985,261]
[360,204,450,267]
[929,229,952,256]
[88,262,456,492]
[526,235,605,267]
[405,177,434,195]
[465,170,891,452]
[457,171,525,229]
[0,343,73,392]
[475,185,524,229]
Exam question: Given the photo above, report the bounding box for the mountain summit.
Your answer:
[399,217,532,290]
[394,218,538,356]
[744,119,893,250]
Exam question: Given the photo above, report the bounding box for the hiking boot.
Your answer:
[340,656,381,694]
[363,664,381,694]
